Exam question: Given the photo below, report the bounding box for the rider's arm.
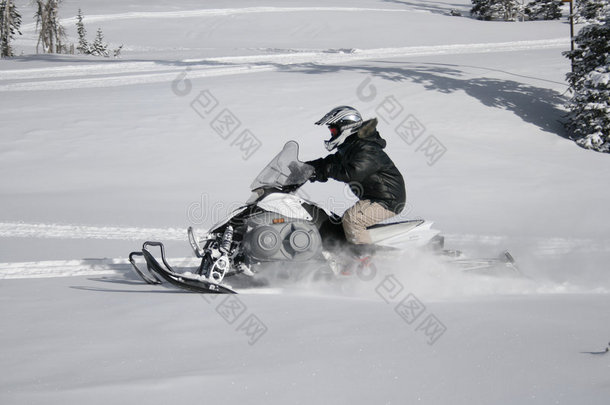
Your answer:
[326,144,382,183]
[306,154,338,183]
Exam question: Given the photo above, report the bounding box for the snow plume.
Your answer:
[280,244,610,301]
[334,249,536,301]
[372,250,608,299]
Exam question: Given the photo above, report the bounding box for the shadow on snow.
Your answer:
[270,60,569,137]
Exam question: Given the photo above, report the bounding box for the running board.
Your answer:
[449,251,520,274]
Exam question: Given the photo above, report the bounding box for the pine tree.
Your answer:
[567,66,610,152]
[471,0,523,21]
[472,0,493,20]
[0,0,22,57]
[576,0,609,23]
[564,12,610,152]
[90,28,108,57]
[75,11,121,58]
[525,0,563,20]
[472,0,496,20]
[75,8,88,54]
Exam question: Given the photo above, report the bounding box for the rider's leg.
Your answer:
[342,199,396,245]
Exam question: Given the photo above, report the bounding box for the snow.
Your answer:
[589,70,610,87]
[1,1,609,404]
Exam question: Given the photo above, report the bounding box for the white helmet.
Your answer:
[315,106,363,151]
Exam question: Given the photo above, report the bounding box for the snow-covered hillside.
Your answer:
[1,1,609,404]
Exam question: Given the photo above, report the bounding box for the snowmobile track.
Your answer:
[0,39,568,92]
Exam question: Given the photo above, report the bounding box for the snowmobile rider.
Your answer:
[306,106,406,252]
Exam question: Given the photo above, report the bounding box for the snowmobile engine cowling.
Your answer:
[242,213,322,262]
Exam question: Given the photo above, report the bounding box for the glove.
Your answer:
[305,159,328,183]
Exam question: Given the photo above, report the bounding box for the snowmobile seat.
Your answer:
[367,219,425,245]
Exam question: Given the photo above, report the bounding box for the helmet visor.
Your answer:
[328,124,340,138]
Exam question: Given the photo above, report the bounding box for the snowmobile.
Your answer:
[129,141,518,294]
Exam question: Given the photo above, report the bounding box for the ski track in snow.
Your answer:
[0,257,200,280]
[0,222,185,241]
[1,222,608,280]
[0,39,568,91]
[18,7,423,32]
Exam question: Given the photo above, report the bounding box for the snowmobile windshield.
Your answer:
[249,141,314,191]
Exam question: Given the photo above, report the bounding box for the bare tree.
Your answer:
[33,0,66,54]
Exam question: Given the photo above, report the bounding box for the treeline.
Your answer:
[0,1,121,58]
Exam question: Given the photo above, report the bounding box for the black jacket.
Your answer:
[308,118,406,214]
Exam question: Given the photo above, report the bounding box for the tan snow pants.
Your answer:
[342,199,396,244]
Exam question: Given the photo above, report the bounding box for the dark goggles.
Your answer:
[328,124,340,137]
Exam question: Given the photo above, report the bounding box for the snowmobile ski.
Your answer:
[129,241,237,294]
